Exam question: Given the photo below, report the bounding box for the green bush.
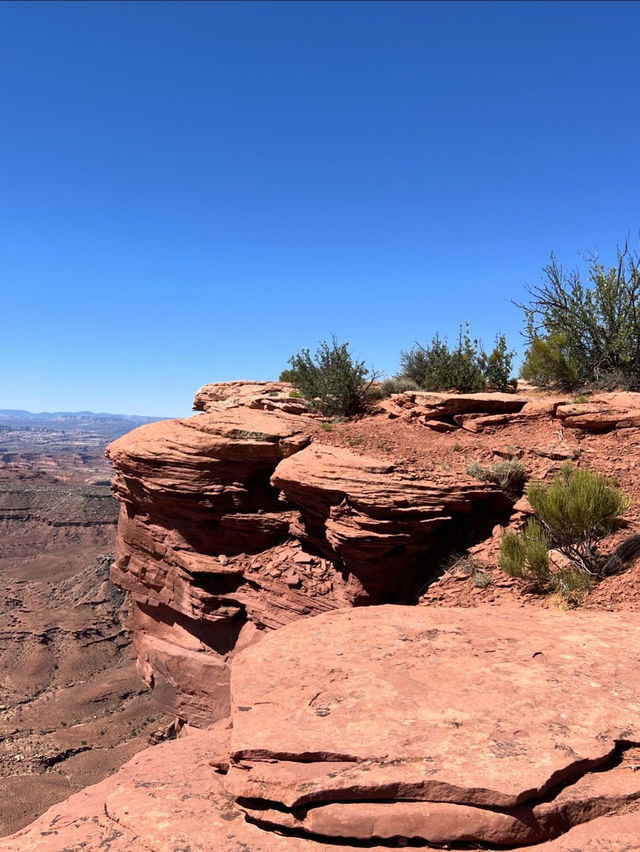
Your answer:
[399,325,516,393]
[519,333,581,390]
[527,464,629,574]
[283,336,377,418]
[500,518,551,587]
[518,240,640,390]
[499,464,630,597]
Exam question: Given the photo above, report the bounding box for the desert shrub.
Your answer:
[527,464,629,574]
[379,377,420,396]
[467,458,526,494]
[518,240,640,390]
[499,464,630,597]
[519,333,581,390]
[480,333,517,391]
[500,518,551,587]
[278,368,296,383]
[283,336,377,418]
[399,325,516,392]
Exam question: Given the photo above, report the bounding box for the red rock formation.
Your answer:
[381,390,528,424]
[272,443,510,602]
[7,605,640,851]
[104,408,319,725]
[105,392,515,724]
[228,605,640,847]
[193,380,310,415]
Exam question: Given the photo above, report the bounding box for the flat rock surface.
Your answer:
[229,605,640,845]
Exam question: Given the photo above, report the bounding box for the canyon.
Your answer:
[0,412,168,836]
[4,385,640,849]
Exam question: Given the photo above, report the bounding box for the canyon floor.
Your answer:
[0,413,168,836]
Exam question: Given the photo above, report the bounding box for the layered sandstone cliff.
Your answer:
[104,383,513,725]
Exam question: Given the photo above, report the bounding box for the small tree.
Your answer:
[399,325,515,392]
[283,336,377,417]
[500,464,630,596]
[481,333,516,391]
[518,239,640,389]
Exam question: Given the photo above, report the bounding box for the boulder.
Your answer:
[228,605,640,847]
[193,380,310,415]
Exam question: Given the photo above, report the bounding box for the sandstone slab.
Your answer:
[229,605,640,846]
[556,403,640,432]
[193,380,310,415]
[382,390,527,424]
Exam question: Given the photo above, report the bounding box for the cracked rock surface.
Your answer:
[228,605,640,847]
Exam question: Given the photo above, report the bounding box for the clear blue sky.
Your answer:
[1,1,639,416]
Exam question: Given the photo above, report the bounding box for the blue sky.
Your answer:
[1,1,639,416]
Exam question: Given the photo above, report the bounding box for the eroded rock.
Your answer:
[272,444,511,602]
[228,605,640,847]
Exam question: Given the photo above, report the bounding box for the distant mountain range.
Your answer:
[0,410,168,450]
[0,409,166,422]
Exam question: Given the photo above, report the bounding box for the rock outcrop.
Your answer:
[381,390,528,428]
[272,443,510,602]
[193,380,310,415]
[228,605,640,848]
[105,393,511,724]
[7,605,640,851]
[105,408,316,725]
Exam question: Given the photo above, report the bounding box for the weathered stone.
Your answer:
[272,444,510,602]
[228,605,640,846]
[193,380,310,415]
[556,403,640,432]
[0,726,370,852]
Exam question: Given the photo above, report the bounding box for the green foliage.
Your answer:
[284,336,377,418]
[399,325,516,392]
[480,333,518,391]
[518,241,640,390]
[527,464,629,574]
[467,458,526,494]
[519,333,581,390]
[279,368,296,383]
[500,519,551,586]
[499,464,630,599]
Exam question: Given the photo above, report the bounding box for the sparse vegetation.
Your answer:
[282,336,379,417]
[519,239,640,390]
[467,458,526,494]
[399,325,516,393]
[500,464,630,598]
[379,376,420,396]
